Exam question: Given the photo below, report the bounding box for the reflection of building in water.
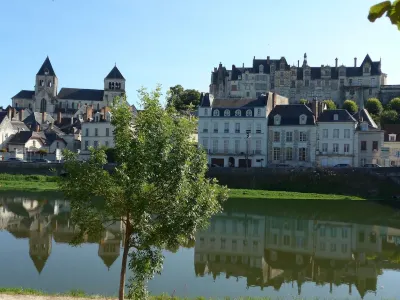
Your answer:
[195,213,400,298]
[98,222,123,270]
[194,213,267,287]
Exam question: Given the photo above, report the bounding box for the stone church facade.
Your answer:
[12,57,126,118]
[209,53,388,106]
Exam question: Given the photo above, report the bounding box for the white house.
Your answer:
[198,92,288,167]
[267,104,318,167]
[316,110,358,167]
[382,124,400,167]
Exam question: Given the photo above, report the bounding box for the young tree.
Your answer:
[58,87,228,300]
[368,1,400,30]
[299,99,308,105]
[387,97,400,111]
[323,99,337,110]
[166,85,201,112]
[380,109,400,124]
[365,98,384,115]
[343,100,359,114]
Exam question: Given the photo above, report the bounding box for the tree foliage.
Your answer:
[343,100,359,114]
[387,97,400,111]
[323,100,337,110]
[299,99,308,105]
[58,88,228,300]
[380,109,400,124]
[368,1,400,30]
[365,98,384,115]
[166,85,201,112]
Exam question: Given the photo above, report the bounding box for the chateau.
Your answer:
[12,57,126,118]
[209,53,388,105]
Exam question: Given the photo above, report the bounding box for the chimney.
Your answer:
[253,56,255,60]
[36,124,40,132]
[101,107,105,120]
[7,107,12,119]
[335,58,338,68]
[19,109,24,121]
[86,105,93,121]
[12,108,16,119]
[354,57,357,67]
[298,60,300,68]
[267,56,270,64]
[242,63,244,68]
[312,100,319,120]
[42,112,46,124]
[213,67,217,72]
[57,111,62,124]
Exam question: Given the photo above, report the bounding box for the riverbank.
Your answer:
[0,174,58,192]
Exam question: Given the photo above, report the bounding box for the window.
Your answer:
[340,78,344,86]
[333,129,339,138]
[333,143,339,153]
[299,115,307,125]
[364,65,370,73]
[257,108,261,116]
[322,143,328,152]
[259,64,264,73]
[48,81,52,87]
[246,109,252,117]
[273,147,281,161]
[224,122,229,133]
[204,109,208,116]
[344,129,350,138]
[323,129,328,138]
[279,79,284,86]
[331,227,337,237]
[212,140,218,153]
[333,114,339,121]
[202,139,208,149]
[358,79,363,86]
[344,144,350,153]
[298,148,307,161]
[274,114,281,125]
[283,235,290,246]
[232,240,237,251]
[320,228,326,237]
[256,123,261,133]
[286,131,293,142]
[224,109,230,117]
[213,110,219,116]
[299,132,307,142]
[371,78,376,87]
[373,141,378,151]
[235,109,241,116]
[341,244,348,253]
[220,238,226,250]
[320,242,326,251]
[361,158,366,166]
[255,140,261,154]
[361,141,367,151]
[85,141,89,150]
[330,243,337,252]
[246,122,252,133]
[246,92,250,97]
[203,122,208,133]
[85,128,89,136]
[235,123,240,133]
[93,141,99,148]
[213,123,218,133]
[223,140,229,153]
[95,128,98,136]
[235,140,240,153]
[291,80,296,88]
[389,134,397,142]
[342,228,348,238]
[349,78,353,85]
[273,132,280,142]
[105,141,109,147]
[359,231,365,243]
[286,147,293,160]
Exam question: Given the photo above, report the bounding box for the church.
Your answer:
[11,57,126,118]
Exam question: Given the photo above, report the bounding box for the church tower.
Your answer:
[103,65,125,106]
[34,57,58,113]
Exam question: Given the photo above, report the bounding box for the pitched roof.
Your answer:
[200,93,211,107]
[37,57,56,77]
[7,131,35,145]
[211,95,268,108]
[268,104,315,126]
[318,109,357,122]
[105,66,125,80]
[57,88,104,101]
[23,112,55,126]
[0,111,7,124]
[382,124,400,141]
[12,90,35,99]
[353,108,378,129]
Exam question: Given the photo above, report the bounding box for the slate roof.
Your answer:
[105,66,125,80]
[212,94,268,108]
[353,108,378,129]
[57,88,104,101]
[200,93,211,107]
[11,120,29,132]
[23,112,55,127]
[382,124,400,142]
[37,56,56,77]
[7,131,38,145]
[268,104,315,126]
[0,111,7,124]
[12,90,35,99]
[317,109,357,122]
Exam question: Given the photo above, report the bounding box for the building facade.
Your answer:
[210,54,386,106]
[198,92,288,167]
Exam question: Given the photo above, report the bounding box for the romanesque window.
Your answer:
[213,110,220,117]
[246,109,252,117]
[39,80,44,87]
[47,81,52,87]
[274,114,281,125]
[224,109,230,116]
[235,109,241,117]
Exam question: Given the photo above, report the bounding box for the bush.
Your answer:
[323,99,336,110]
[380,109,399,124]
[299,99,308,105]
[365,98,383,115]
[388,97,400,111]
[343,100,358,114]
[105,148,117,163]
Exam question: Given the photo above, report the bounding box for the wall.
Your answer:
[0,116,16,149]
[354,130,384,167]
[81,121,115,151]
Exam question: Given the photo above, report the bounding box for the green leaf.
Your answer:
[387,5,400,25]
[368,1,392,22]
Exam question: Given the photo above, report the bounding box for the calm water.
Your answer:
[1,195,400,299]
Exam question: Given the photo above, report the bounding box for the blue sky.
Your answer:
[0,0,399,108]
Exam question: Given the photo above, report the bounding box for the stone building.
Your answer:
[12,57,126,118]
[209,54,386,106]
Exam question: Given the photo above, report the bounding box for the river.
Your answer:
[1,193,400,299]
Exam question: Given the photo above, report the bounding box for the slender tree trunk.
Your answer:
[119,215,130,300]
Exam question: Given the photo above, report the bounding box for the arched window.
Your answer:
[246,109,253,117]
[40,98,47,113]
[213,110,220,117]
[48,81,52,87]
[299,114,307,124]
[259,64,264,73]
[224,109,230,116]
[235,109,241,116]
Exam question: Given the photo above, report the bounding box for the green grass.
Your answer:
[0,174,58,192]
[229,189,365,200]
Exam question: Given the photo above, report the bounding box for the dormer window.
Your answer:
[246,109,253,117]
[280,62,285,70]
[333,114,339,121]
[235,109,241,117]
[274,114,281,125]
[224,109,230,117]
[259,64,264,73]
[213,110,220,117]
[204,109,208,116]
[363,63,371,73]
[299,114,307,125]
[389,134,397,142]
[257,108,261,116]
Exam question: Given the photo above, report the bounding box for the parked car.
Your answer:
[6,157,27,163]
[333,164,351,168]
[33,158,51,163]
[363,163,381,168]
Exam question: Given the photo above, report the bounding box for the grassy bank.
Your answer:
[0,174,58,192]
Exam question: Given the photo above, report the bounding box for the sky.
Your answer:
[0,0,399,108]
